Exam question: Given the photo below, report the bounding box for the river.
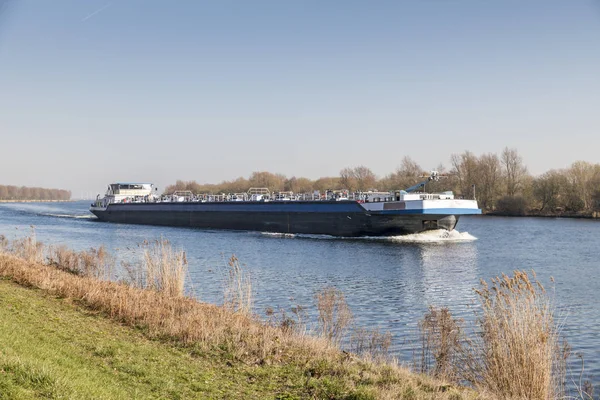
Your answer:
[1,201,599,377]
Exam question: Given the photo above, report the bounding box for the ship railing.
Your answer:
[148,190,424,204]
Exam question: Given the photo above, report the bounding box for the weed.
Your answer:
[222,255,252,314]
[315,286,353,346]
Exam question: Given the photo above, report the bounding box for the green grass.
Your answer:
[0,278,327,399]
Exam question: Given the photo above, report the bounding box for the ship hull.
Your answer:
[90,201,467,237]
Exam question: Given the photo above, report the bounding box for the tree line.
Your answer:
[165,147,600,215]
[0,185,72,201]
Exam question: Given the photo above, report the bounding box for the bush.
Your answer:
[495,195,528,216]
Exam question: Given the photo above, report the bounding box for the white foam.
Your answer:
[260,229,477,243]
[380,229,477,243]
[260,232,297,238]
[42,213,96,219]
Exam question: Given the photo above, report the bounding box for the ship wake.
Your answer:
[42,213,96,220]
[380,229,477,243]
[260,229,477,243]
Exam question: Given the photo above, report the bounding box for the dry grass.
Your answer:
[47,245,115,280]
[139,238,188,297]
[0,234,7,253]
[418,306,463,381]
[222,255,252,314]
[350,327,393,360]
[315,286,353,346]
[10,227,44,264]
[417,271,574,400]
[467,271,560,399]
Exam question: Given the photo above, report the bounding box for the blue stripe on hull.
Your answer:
[380,208,482,215]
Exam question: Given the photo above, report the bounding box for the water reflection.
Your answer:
[418,242,479,319]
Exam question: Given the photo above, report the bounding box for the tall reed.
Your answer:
[47,245,115,280]
[315,286,353,346]
[0,234,7,253]
[418,271,564,399]
[418,306,462,381]
[10,227,44,264]
[222,255,252,314]
[350,326,393,360]
[139,238,188,297]
[469,271,560,399]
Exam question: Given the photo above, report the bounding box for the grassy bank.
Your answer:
[0,278,298,399]
[0,249,474,399]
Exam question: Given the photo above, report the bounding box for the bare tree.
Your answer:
[339,167,356,191]
[450,151,479,199]
[380,156,423,191]
[532,170,568,212]
[477,153,502,210]
[566,161,598,211]
[313,177,341,192]
[248,171,286,192]
[501,147,528,197]
[353,166,377,191]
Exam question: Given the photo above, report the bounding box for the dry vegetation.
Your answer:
[315,286,353,346]
[0,231,593,399]
[415,271,594,400]
[222,255,253,314]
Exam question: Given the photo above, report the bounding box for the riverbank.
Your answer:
[0,200,74,203]
[484,211,600,219]
[0,250,474,399]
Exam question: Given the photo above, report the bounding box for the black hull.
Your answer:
[91,203,459,237]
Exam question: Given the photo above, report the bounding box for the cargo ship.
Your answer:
[89,173,481,237]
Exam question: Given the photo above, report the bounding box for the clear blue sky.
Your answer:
[1,0,599,197]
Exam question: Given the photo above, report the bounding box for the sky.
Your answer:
[1,0,599,198]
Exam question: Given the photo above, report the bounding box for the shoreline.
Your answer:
[0,199,74,203]
[483,211,600,220]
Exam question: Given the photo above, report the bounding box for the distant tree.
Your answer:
[566,161,599,211]
[0,184,70,200]
[501,147,528,197]
[532,170,567,212]
[313,177,341,192]
[450,151,479,200]
[284,177,313,193]
[339,167,357,190]
[477,153,502,211]
[20,186,31,200]
[221,177,250,193]
[7,186,18,199]
[495,195,528,216]
[380,156,423,191]
[353,166,377,191]
[339,166,376,191]
[248,171,286,191]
